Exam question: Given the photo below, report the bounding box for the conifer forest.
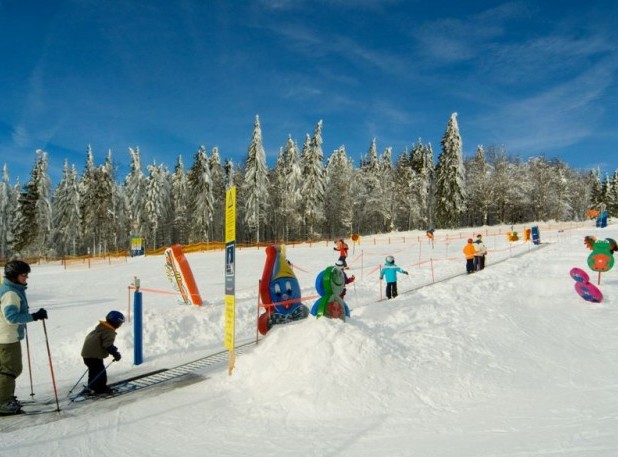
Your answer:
[0,113,614,260]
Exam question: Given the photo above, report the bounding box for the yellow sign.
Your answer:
[225,186,236,243]
[224,295,235,351]
[224,186,237,373]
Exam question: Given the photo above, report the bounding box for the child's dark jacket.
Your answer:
[81,321,117,359]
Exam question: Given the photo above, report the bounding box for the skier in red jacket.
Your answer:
[334,239,349,268]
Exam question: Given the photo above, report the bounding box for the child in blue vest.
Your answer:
[380,256,408,299]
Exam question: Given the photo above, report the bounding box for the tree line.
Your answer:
[0,113,615,259]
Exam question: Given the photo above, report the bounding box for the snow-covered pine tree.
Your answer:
[79,146,98,253]
[242,115,269,243]
[209,147,226,242]
[549,160,576,221]
[410,139,435,229]
[124,147,148,243]
[380,146,395,232]
[487,148,528,224]
[97,151,119,253]
[464,145,494,226]
[299,121,325,239]
[0,165,18,258]
[104,151,130,253]
[34,150,52,255]
[224,159,235,189]
[187,146,214,242]
[435,113,466,228]
[607,170,618,217]
[52,160,81,256]
[526,157,574,222]
[562,169,592,221]
[527,157,553,221]
[171,155,190,244]
[271,136,302,242]
[589,168,604,210]
[392,150,421,230]
[353,138,389,234]
[11,150,52,256]
[79,147,117,255]
[324,145,354,238]
[144,162,172,249]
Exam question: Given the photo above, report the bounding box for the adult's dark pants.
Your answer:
[0,342,22,403]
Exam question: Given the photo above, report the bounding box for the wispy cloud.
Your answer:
[11,125,31,147]
[261,21,406,78]
[485,33,615,85]
[413,2,528,63]
[256,0,403,11]
[474,56,618,154]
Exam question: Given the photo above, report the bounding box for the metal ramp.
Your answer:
[110,340,256,392]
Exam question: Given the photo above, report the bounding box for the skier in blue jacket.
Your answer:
[0,260,48,415]
[380,256,408,299]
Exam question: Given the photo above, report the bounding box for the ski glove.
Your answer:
[31,308,48,321]
[107,345,122,361]
[403,271,409,275]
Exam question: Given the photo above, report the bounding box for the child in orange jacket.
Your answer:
[463,239,476,274]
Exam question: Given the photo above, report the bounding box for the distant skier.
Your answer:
[380,256,408,299]
[81,310,124,395]
[474,234,488,271]
[334,239,349,268]
[463,239,476,274]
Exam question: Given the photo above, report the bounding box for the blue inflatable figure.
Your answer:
[258,245,308,335]
[310,263,350,320]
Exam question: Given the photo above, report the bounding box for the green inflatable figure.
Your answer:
[310,265,350,320]
[587,239,615,272]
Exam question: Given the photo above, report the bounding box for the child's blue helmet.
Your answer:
[106,310,125,327]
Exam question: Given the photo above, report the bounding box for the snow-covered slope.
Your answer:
[2,223,617,457]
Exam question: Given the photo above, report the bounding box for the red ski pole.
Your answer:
[42,320,61,412]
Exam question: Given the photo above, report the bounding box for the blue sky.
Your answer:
[1,0,617,186]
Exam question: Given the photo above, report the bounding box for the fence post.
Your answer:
[133,277,143,366]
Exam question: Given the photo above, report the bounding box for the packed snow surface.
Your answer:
[2,223,618,457]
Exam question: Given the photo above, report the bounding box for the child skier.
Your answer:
[463,239,476,274]
[380,256,408,299]
[474,234,488,271]
[80,310,124,395]
[334,239,349,268]
[335,260,355,298]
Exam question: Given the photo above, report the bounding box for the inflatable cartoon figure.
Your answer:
[587,239,615,272]
[569,267,603,303]
[258,245,309,335]
[310,264,350,320]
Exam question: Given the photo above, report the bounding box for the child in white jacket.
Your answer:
[474,234,488,271]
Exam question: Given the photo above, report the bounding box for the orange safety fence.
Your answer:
[1,221,587,268]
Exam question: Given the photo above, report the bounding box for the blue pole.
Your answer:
[134,289,143,365]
